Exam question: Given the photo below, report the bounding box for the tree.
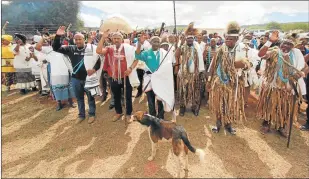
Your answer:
[266,21,282,30]
[2,0,84,31]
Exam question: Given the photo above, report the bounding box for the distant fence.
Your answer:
[2,24,78,39]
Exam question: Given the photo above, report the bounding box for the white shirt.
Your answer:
[197,41,206,54]
[12,44,32,69]
[168,44,176,64]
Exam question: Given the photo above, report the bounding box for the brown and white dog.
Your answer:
[130,111,205,178]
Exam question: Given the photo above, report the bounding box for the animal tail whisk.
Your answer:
[181,132,205,163]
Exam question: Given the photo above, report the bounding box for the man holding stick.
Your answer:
[135,34,175,119]
[96,30,140,122]
[257,31,307,137]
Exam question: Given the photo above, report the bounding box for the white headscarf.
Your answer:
[33,35,42,43]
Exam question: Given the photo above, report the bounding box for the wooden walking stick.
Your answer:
[287,80,299,148]
[122,75,128,128]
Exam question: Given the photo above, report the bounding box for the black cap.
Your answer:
[14,33,27,44]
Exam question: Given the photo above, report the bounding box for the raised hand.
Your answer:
[87,32,94,44]
[180,35,185,45]
[138,34,145,44]
[56,26,66,36]
[270,30,279,43]
[102,29,110,39]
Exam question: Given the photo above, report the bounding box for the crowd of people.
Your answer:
[2,21,309,138]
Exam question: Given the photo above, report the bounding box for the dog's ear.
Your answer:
[134,111,145,121]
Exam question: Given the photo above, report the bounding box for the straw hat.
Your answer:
[100,17,133,34]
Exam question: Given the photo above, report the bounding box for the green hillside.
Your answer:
[241,22,309,32]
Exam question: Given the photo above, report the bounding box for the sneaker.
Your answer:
[76,117,85,124]
[135,91,143,98]
[41,91,49,96]
[300,123,309,131]
[125,115,132,124]
[278,127,288,138]
[212,120,222,133]
[112,114,123,122]
[191,108,199,116]
[101,95,107,102]
[56,104,63,111]
[260,120,271,134]
[109,104,115,110]
[20,89,27,95]
[88,116,95,124]
[225,124,236,135]
[179,106,186,116]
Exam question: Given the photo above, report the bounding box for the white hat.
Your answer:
[33,35,42,43]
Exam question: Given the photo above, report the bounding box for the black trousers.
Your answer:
[101,70,108,97]
[137,69,144,93]
[101,71,115,105]
[305,74,309,124]
[146,90,164,119]
[173,66,177,92]
[110,77,132,115]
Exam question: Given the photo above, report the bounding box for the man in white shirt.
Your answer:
[196,33,206,54]
[33,35,50,96]
[135,33,151,98]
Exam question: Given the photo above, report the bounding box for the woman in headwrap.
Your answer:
[1,34,16,91]
[12,33,37,94]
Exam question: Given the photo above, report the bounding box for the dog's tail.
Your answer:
[181,132,205,163]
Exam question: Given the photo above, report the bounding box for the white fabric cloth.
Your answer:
[178,42,205,74]
[34,47,50,90]
[197,41,206,54]
[291,48,306,95]
[193,41,205,72]
[244,46,260,87]
[84,43,103,96]
[123,43,140,87]
[47,51,72,86]
[31,58,41,76]
[168,43,176,64]
[143,48,175,112]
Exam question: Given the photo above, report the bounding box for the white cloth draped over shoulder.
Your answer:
[46,49,73,86]
[34,47,50,90]
[197,41,206,55]
[291,48,306,95]
[84,43,103,96]
[246,48,260,88]
[143,48,175,112]
[193,41,205,72]
[123,43,140,87]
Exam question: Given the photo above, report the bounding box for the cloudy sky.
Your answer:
[80,1,309,28]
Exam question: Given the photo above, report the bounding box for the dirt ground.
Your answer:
[1,87,309,178]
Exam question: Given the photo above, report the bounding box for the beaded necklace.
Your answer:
[277,50,294,83]
[216,45,236,84]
